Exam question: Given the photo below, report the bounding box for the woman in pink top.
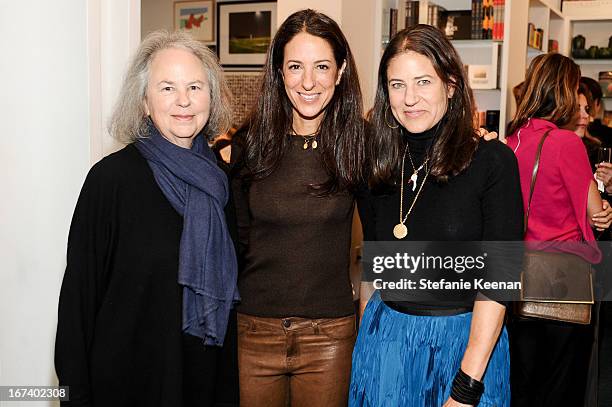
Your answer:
[506,53,612,406]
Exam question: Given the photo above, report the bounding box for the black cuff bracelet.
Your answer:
[450,368,485,405]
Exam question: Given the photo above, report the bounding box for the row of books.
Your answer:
[472,0,505,40]
[399,1,505,41]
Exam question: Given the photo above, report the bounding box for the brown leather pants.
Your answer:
[237,313,356,407]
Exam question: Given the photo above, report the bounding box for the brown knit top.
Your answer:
[233,136,355,318]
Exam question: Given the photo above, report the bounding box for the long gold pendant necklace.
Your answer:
[393,143,430,239]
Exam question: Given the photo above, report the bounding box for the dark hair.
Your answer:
[368,24,478,187]
[581,76,603,103]
[241,9,365,194]
[508,53,580,136]
[578,82,594,115]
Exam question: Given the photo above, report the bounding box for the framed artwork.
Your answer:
[174,1,215,42]
[217,1,277,68]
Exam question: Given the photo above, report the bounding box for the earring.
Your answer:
[384,105,399,129]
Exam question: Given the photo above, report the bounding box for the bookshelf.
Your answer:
[367,0,611,136]
[561,1,612,81]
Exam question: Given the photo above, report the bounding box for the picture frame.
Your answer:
[174,1,215,43]
[217,1,277,68]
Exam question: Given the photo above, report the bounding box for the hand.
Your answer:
[595,162,612,193]
[477,127,498,141]
[442,397,473,407]
[593,200,612,231]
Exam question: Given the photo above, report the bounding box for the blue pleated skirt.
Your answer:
[349,292,510,407]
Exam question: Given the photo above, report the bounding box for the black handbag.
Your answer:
[515,129,594,324]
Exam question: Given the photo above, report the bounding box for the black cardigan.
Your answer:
[54,144,238,406]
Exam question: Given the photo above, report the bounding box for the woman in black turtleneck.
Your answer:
[349,26,523,407]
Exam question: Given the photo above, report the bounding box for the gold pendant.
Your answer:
[311,140,318,149]
[303,142,308,150]
[393,223,408,239]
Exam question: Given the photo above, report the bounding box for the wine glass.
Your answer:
[598,147,612,164]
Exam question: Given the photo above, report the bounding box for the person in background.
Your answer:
[506,53,612,407]
[55,30,239,407]
[350,25,521,407]
[581,76,612,147]
[231,9,365,407]
[576,82,602,168]
[581,77,612,197]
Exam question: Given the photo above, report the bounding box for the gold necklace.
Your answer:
[393,143,430,239]
[292,127,319,150]
[405,142,429,191]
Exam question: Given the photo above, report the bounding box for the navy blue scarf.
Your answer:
[136,124,239,346]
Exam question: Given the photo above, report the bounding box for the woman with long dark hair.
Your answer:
[350,25,522,406]
[506,53,611,406]
[231,9,365,407]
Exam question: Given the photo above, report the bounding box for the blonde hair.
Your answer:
[109,30,232,143]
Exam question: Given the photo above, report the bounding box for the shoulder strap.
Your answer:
[524,129,553,236]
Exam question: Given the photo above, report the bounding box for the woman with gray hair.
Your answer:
[54,30,239,406]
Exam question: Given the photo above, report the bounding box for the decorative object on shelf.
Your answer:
[600,71,612,98]
[571,34,588,58]
[442,10,472,40]
[528,24,544,50]
[572,35,612,59]
[216,1,277,68]
[597,47,612,58]
[485,110,500,133]
[573,34,586,50]
[174,1,215,43]
[468,64,497,89]
[548,39,559,53]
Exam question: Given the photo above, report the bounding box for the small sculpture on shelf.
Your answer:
[572,35,587,59]
[572,34,612,59]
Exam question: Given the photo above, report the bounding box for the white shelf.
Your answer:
[452,40,502,48]
[528,46,545,58]
[573,59,612,65]
[563,0,612,20]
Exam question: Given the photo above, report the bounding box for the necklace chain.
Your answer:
[396,143,430,238]
[292,126,319,150]
[405,141,428,175]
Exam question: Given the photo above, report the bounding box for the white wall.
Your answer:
[0,1,89,405]
[0,1,138,405]
[277,0,343,25]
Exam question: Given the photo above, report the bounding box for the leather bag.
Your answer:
[515,129,594,324]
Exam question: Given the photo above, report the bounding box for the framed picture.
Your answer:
[217,1,277,68]
[174,1,215,42]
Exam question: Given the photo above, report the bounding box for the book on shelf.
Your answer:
[427,4,446,29]
[483,0,494,40]
[471,0,484,39]
[390,8,398,39]
[492,0,505,40]
[405,1,419,30]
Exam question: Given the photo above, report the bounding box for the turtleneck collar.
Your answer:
[401,122,440,162]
